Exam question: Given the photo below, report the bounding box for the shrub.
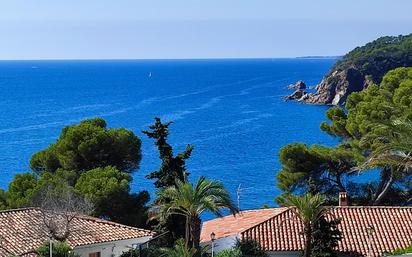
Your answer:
[216,248,241,257]
[119,248,163,257]
[235,239,267,257]
[37,240,79,257]
[391,244,412,255]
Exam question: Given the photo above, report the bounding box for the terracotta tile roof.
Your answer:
[200,208,289,242]
[240,207,412,257]
[0,208,154,256]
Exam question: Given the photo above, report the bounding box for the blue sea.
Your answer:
[0,59,338,212]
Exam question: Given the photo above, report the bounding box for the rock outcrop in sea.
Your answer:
[284,89,307,101]
[287,80,306,90]
[299,68,369,105]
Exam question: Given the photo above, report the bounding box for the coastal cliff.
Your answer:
[286,34,412,105]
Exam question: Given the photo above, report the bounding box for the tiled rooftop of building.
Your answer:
[200,208,289,242]
[202,206,412,257]
[0,208,154,256]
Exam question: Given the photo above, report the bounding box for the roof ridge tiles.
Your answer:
[0,207,153,233]
[74,214,153,233]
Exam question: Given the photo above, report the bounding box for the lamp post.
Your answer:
[49,235,53,257]
[367,225,375,257]
[210,232,216,257]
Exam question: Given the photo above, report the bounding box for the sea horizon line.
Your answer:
[0,56,341,62]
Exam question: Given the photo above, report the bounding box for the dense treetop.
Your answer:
[323,67,412,146]
[74,165,150,228]
[277,143,358,203]
[30,118,142,175]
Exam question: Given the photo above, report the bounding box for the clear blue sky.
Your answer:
[1,0,411,60]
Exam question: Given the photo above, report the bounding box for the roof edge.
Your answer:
[0,207,154,235]
[238,207,292,235]
[0,206,40,214]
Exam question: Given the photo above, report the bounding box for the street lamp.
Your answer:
[49,235,53,257]
[210,232,216,257]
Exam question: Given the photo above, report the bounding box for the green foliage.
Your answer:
[143,117,194,243]
[345,68,412,143]
[121,240,211,257]
[284,194,326,225]
[159,239,198,257]
[1,118,150,231]
[153,176,238,249]
[276,143,358,204]
[75,166,132,200]
[6,172,39,208]
[332,34,412,83]
[30,118,142,175]
[280,67,412,206]
[119,248,165,257]
[4,166,149,227]
[215,248,241,257]
[37,240,78,257]
[120,249,138,257]
[235,239,267,257]
[390,244,412,255]
[321,67,412,205]
[320,108,349,138]
[324,67,412,144]
[283,194,326,257]
[75,166,150,227]
[215,240,266,257]
[4,169,80,210]
[311,217,342,257]
[0,189,7,210]
[143,117,193,189]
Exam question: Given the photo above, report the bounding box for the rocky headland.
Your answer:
[285,34,412,105]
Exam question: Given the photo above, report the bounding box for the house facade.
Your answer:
[201,206,412,257]
[0,208,154,257]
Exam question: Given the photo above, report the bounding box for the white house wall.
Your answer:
[73,236,152,257]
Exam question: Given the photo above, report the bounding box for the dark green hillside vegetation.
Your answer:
[332,34,412,83]
[298,34,412,105]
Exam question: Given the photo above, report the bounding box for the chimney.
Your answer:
[339,192,349,207]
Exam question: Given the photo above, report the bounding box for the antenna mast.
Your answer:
[237,184,242,211]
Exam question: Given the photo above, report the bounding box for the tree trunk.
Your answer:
[371,167,394,205]
[335,173,346,193]
[185,216,190,247]
[190,216,202,250]
[303,222,312,257]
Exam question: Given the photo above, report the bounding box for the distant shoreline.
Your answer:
[0,57,341,62]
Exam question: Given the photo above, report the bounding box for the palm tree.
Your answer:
[284,193,326,257]
[360,119,412,169]
[359,119,412,204]
[152,176,238,249]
